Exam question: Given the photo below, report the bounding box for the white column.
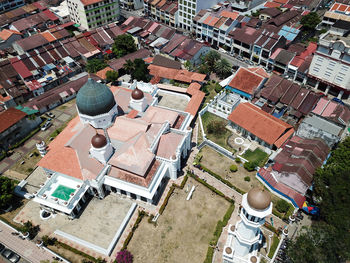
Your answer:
[117,188,121,194]
[338,90,344,99]
[126,191,131,198]
[136,195,141,201]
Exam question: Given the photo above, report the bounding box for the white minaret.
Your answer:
[129,87,148,112]
[223,188,272,263]
[90,133,113,164]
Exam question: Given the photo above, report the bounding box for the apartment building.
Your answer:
[0,0,24,14]
[308,32,350,99]
[178,0,219,30]
[193,8,241,48]
[143,0,178,27]
[67,0,120,30]
[319,2,350,29]
[120,0,143,10]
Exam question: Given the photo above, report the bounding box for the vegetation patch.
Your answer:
[241,148,269,167]
[268,235,280,258]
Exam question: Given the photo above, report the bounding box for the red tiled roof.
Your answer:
[0,29,21,41]
[259,167,306,208]
[0,108,27,133]
[228,67,266,95]
[96,66,113,80]
[148,64,206,83]
[264,2,282,8]
[228,103,293,146]
[220,10,239,20]
[144,57,154,64]
[81,0,104,6]
[126,110,138,119]
[185,90,205,116]
[187,82,201,95]
[42,9,59,21]
[41,31,56,42]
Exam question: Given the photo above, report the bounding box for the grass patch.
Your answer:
[241,148,269,167]
[202,81,220,105]
[201,111,234,152]
[11,150,41,176]
[268,235,280,258]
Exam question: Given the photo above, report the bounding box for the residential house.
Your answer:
[320,2,350,29]
[0,3,39,29]
[259,7,282,21]
[0,107,42,151]
[143,0,178,27]
[226,67,269,100]
[0,29,22,50]
[120,0,143,10]
[258,136,330,208]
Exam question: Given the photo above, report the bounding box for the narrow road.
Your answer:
[0,221,54,263]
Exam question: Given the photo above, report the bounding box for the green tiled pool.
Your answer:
[51,185,75,201]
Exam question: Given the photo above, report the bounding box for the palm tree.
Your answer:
[205,50,221,72]
[214,58,231,79]
[123,59,135,74]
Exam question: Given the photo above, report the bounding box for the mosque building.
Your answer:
[223,188,272,263]
[33,79,193,219]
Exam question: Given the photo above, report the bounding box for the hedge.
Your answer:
[198,164,246,195]
[264,222,281,236]
[56,241,98,262]
[9,127,41,150]
[205,203,235,263]
[158,175,188,215]
[122,211,146,250]
[268,235,280,258]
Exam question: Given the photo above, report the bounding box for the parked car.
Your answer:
[46,112,55,118]
[41,121,52,131]
[1,249,20,263]
[0,243,4,253]
[332,97,345,105]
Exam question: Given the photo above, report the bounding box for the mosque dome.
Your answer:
[247,188,271,211]
[131,87,144,100]
[91,134,107,148]
[76,78,116,116]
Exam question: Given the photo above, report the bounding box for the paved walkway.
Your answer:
[0,221,53,263]
[0,103,77,176]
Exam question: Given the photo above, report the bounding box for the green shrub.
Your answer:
[214,83,222,93]
[244,161,257,172]
[244,176,251,182]
[230,164,238,172]
[56,241,96,262]
[235,157,241,163]
[268,235,280,258]
[159,186,175,215]
[276,199,290,213]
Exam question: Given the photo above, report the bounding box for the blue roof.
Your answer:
[76,78,116,116]
[278,26,300,41]
[225,86,252,99]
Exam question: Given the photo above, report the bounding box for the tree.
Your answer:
[204,50,221,72]
[86,59,107,73]
[300,12,321,31]
[105,70,119,84]
[116,250,133,263]
[198,63,210,74]
[112,34,137,58]
[130,59,150,82]
[276,199,290,213]
[230,164,238,172]
[214,58,231,79]
[184,60,193,71]
[286,223,343,263]
[123,59,135,74]
[0,176,15,209]
[207,120,226,135]
[289,136,350,262]
[244,161,257,172]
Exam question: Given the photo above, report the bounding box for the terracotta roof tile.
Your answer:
[185,90,205,116]
[0,108,27,133]
[96,66,113,80]
[0,29,21,41]
[228,103,293,146]
[148,64,206,83]
[228,67,267,95]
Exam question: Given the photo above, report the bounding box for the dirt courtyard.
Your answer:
[199,146,260,192]
[128,177,230,263]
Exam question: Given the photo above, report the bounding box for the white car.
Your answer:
[41,121,52,131]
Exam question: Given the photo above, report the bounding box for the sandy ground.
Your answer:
[128,177,231,263]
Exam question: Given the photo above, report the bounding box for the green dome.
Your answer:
[76,78,116,116]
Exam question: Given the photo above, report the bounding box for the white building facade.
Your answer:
[308,32,350,99]
[223,188,272,263]
[67,0,120,30]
